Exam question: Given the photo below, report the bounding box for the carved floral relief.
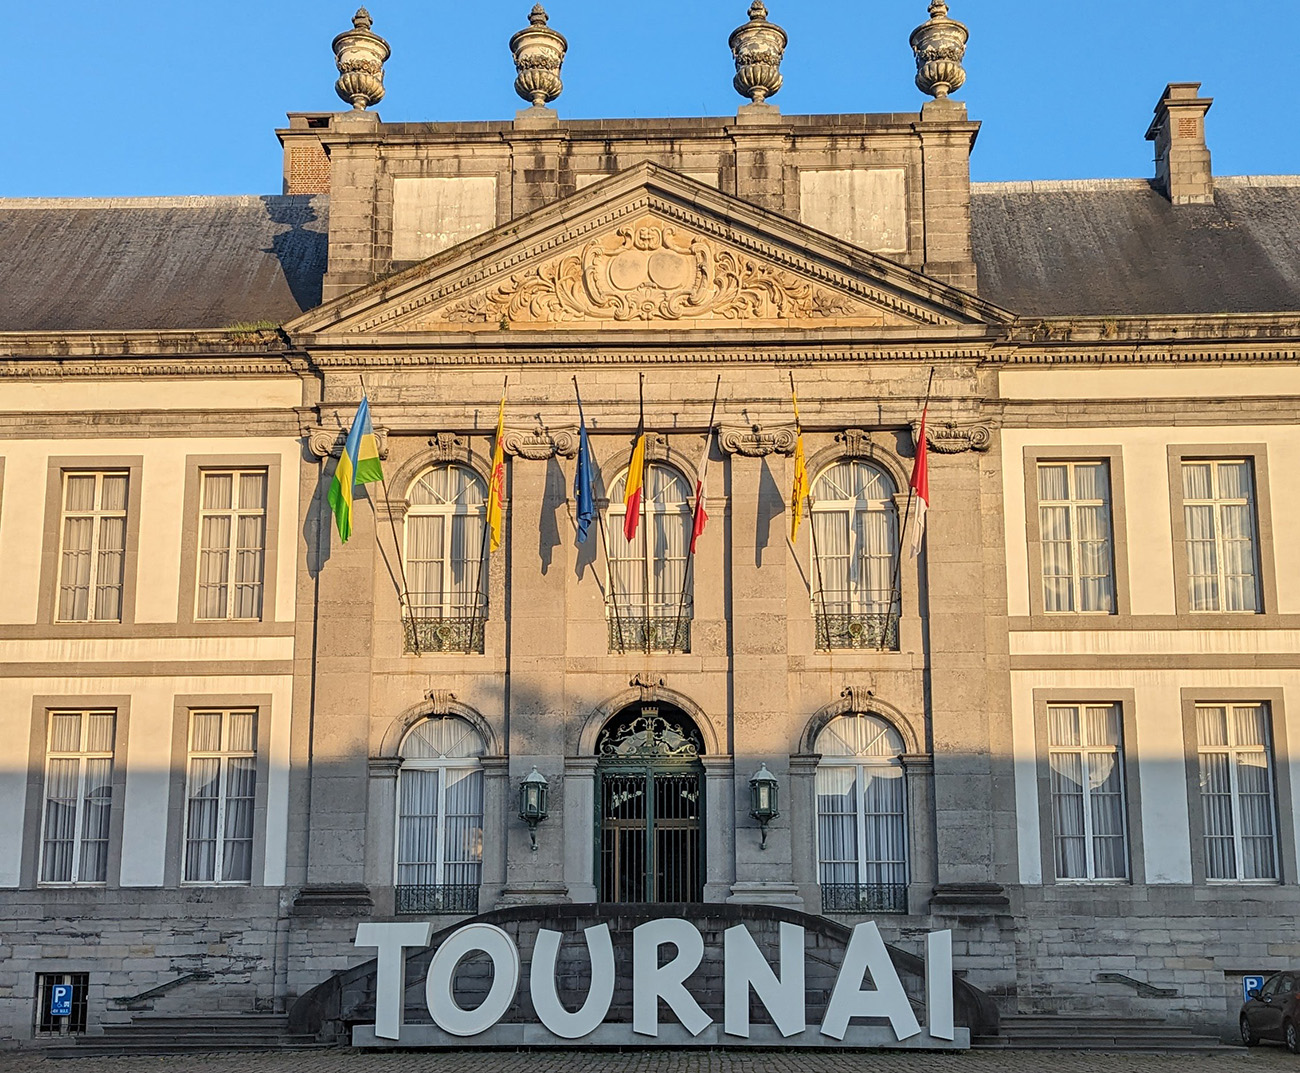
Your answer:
[432,216,867,327]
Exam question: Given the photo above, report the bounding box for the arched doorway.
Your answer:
[596,702,705,903]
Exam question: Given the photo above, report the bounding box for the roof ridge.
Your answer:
[974,174,1300,195]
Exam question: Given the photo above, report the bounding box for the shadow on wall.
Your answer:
[260,195,328,313]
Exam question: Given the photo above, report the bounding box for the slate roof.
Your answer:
[0,195,327,332]
[3,177,1300,331]
[971,176,1300,316]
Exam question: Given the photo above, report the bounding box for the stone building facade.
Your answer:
[2,3,1299,1049]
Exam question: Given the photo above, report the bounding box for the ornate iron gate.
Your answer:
[596,706,705,903]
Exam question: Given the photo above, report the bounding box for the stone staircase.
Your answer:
[973,1013,1231,1053]
[43,1013,331,1058]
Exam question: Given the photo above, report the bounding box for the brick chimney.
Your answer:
[1145,82,1213,205]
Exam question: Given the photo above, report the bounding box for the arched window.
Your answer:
[403,464,488,653]
[810,460,900,650]
[606,463,693,653]
[815,713,908,913]
[395,716,485,914]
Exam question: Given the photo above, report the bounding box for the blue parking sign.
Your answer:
[49,984,72,1017]
[1244,975,1266,1004]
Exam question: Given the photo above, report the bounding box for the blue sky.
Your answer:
[3,1,1296,197]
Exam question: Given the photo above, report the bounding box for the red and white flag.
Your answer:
[908,407,930,558]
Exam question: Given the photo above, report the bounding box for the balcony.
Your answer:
[814,611,898,651]
[403,612,486,654]
[394,884,480,915]
[607,613,690,654]
[821,882,908,914]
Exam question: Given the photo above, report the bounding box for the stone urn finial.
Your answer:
[910,0,968,99]
[333,7,391,111]
[729,2,787,105]
[510,4,568,109]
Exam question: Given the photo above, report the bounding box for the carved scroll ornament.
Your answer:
[912,418,992,454]
[501,426,578,460]
[437,217,862,326]
[303,421,390,462]
[718,423,798,457]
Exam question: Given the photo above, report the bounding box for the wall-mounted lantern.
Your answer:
[518,766,550,851]
[749,763,780,849]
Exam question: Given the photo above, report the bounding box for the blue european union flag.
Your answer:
[574,404,595,545]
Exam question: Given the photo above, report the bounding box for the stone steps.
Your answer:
[973,1013,1231,1053]
[43,1013,331,1058]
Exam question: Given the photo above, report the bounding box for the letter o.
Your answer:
[425,923,521,1036]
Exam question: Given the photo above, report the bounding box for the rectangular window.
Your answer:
[34,972,89,1036]
[56,471,128,622]
[40,710,115,884]
[196,469,268,620]
[184,709,257,883]
[1181,460,1261,612]
[1047,703,1128,880]
[1197,703,1278,880]
[1037,461,1116,613]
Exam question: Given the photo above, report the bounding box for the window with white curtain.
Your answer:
[1037,461,1116,613]
[815,713,908,910]
[183,709,257,884]
[606,463,693,650]
[404,464,488,622]
[196,469,267,620]
[396,717,485,909]
[809,461,900,648]
[40,710,115,884]
[57,471,128,622]
[1197,703,1278,881]
[1047,704,1128,880]
[1181,460,1261,612]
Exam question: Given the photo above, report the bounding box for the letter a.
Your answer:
[820,921,921,1042]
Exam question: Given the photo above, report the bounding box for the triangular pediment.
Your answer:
[288,164,1012,336]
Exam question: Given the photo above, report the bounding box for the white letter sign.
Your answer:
[926,930,954,1041]
[723,922,806,1038]
[425,923,520,1037]
[820,921,921,1042]
[632,918,713,1037]
[354,921,434,1041]
[531,924,616,1039]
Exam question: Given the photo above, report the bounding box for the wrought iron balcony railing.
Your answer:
[394,884,480,915]
[814,610,899,651]
[403,613,486,654]
[607,613,691,654]
[821,882,909,914]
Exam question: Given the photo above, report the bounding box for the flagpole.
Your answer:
[574,376,626,655]
[638,373,650,655]
[359,375,422,656]
[791,371,831,651]
[670,375,721,655]
[467,375,507,654]
[880,366,935,651]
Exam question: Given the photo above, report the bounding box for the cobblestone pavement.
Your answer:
[0,1048,1296,1073]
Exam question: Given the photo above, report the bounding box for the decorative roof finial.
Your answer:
[332,8,391,111]
[729,2,787,106]
[910,0,968,99]
[510,4,568,109]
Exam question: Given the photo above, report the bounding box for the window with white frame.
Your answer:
[404,464,488,623]
[395,717,485,913]
[1181,460,1261,612]
[40,710,115,884]
[184,709,257,884]
[57,472,128,622]
[1037,461,1116,613]
[196,469,268,620]
[1047,703,1128,880]
[1197,703,1278,881]
[810,460,900,649]
[815,713,908,912]
[606,463,693,651]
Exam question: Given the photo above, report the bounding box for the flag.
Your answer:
[908,407,930,558]
[789,386,809,542]
[486,392,507,552]
[623,420,646,542]
[690,475,708,555]
[574,400,595,545]
[327,396,384,544]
